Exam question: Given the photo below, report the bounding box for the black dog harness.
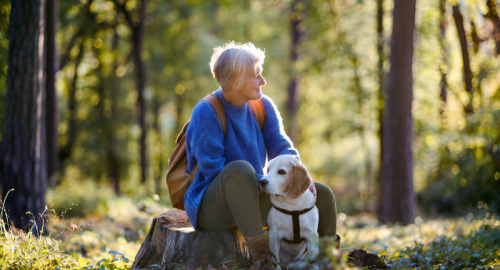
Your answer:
[271,204,315,244]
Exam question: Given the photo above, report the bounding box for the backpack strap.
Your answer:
[249,99,266,130]
[202,94,227,137]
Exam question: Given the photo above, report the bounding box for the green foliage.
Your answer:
[23,0,499,216]
[46,166,117,217]
[0,219,132,270]
[340,213,500,269]
[2,0,500,224]
[3,191,500,270]
[418,108,500,215]
[388,223,500,269]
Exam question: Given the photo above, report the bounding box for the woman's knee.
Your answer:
[314,182,337,237]
[315,182,335,202]
[225,160,255,175]
[222,160,257,187]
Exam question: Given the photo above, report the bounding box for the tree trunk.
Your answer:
[209,0,220,35]
[452,4,474,114]
[59,0,94,70]
[153,98,162,196]
[174,93,184,141]
[379,0,416,225]
[243,0,252,40]
[114,0,148,185]
[286,0,307,146]
[95,42,121,195]
[375,0,385,217]
[132,210,251,270]
[59,42,84,164]
[1,0,47,236]
[350,56,373,212]
[136,0,148,184]
[125,0,149,184]
[438,0,448,125]
[109,28,121,195]
[45,0,59,185]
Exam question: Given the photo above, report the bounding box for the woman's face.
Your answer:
[238,66,266,101]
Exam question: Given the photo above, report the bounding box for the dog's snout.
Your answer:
[259,179,268,188]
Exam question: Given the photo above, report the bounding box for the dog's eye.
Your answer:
[278,169,286,175]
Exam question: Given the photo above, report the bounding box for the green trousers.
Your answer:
[197,160,337,238]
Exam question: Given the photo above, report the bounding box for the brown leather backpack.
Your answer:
[166,93,267,210]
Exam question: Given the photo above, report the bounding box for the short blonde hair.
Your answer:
[210,41,265,91]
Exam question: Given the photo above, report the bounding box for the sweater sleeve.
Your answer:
[260,95,300,161]
[186,101,226,185]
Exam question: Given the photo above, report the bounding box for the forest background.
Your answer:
[0,0,500,267]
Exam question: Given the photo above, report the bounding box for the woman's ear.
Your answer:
[287,163,312,199]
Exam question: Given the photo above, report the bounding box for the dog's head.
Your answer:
[260,155,312,199]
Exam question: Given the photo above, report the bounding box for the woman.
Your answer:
[184,41,338,269]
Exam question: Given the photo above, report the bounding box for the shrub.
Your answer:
[46,166,116,218]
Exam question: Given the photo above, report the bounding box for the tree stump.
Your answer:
[131,209,251,270]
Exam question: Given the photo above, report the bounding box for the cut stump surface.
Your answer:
[131,209,251,270]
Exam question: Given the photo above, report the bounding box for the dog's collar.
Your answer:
[271,204,315,244]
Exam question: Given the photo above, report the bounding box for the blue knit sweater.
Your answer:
[184,89,299,229]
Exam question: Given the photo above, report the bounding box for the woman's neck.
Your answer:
[221,87,247,107]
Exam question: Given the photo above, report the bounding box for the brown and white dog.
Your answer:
[259,155,319,268]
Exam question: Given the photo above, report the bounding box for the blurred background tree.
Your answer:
[379,0,416,225]
[1,0,500,228]
[1,0,48,236]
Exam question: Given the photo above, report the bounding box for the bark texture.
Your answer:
[452,4,474,114]
[1,0,47,236]
[132,210,251,270]
[114,0,148,184]
[379,0,416,225]
[108,28,121,195]
[134,0,148,184]
[438,0,448,124]
[286,0,307,145]
[45,0,59,182]
[376,0,385,216]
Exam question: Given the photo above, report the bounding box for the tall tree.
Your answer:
[438,0,448,125]
[1,0,47,236]
[58,0,96,167]
[116,0,148,184]
[286,0,307,145]
[209,0,220,35]
[59,41,84,164]
[379,0,416,225]
[45,0,59,185]
[107,28,122,195]
[452,4,474,114]
[376,0,385,216]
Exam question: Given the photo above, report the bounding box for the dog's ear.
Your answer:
[287,163,312,199]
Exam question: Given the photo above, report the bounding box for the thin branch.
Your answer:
[114,0,135,29]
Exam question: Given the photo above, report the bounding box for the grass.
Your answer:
[1,192,500,269]
[0,189,164,270]
[0,215,133,270]
[338,212,500,269]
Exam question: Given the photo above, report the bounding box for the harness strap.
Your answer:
[271,204,315,244]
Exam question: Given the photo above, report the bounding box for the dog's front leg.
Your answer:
[269,228,281,270]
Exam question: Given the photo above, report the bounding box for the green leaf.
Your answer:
[108,250,124,256]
